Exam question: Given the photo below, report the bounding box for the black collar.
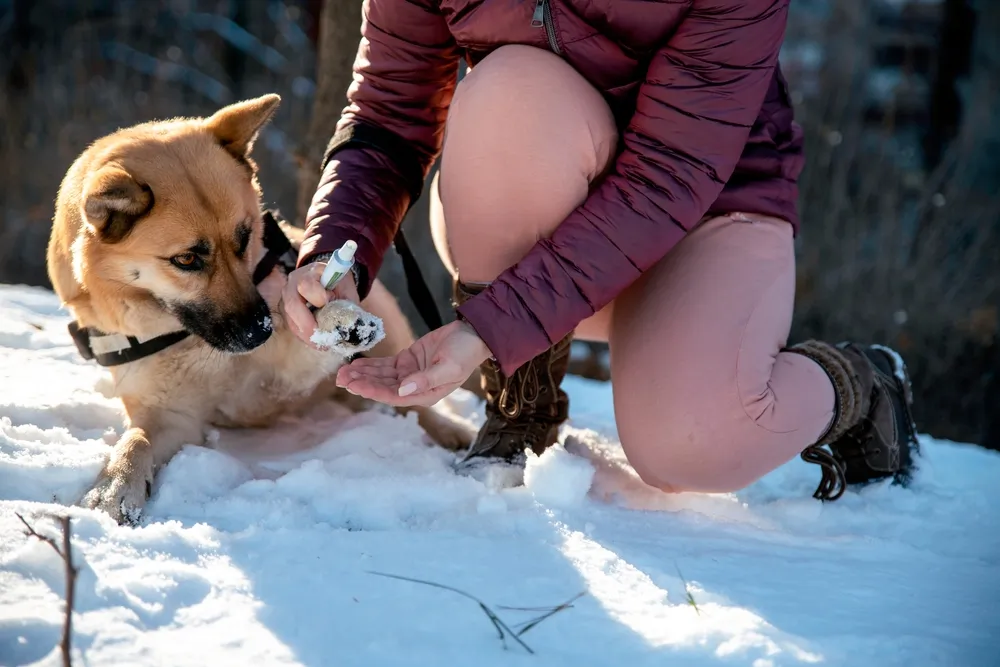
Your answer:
[67,210,296,367]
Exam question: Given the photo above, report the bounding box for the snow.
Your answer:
[1,283,998,667]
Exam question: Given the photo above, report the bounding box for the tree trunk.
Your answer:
[959,0,1000,193]
[923,0,975,171]
[295,0,363,225]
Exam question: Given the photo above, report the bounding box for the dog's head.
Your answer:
[53,94,283,353]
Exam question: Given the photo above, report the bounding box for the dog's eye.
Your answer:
[170,253,203,271]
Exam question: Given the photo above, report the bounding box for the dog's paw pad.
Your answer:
[312,300,385,356]
[82,468,150,526]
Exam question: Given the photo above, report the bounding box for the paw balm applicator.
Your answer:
[311,239,386,356]
[320,239,358,290]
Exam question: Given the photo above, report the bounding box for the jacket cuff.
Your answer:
[299,252,363,290]
[322,121,427,206]
[456,283,554,376]
[299,231,374,299]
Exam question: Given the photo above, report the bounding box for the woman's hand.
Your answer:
[336,320,492,407]
[282,261,361,347]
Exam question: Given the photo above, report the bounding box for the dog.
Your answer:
[46,93,474,525]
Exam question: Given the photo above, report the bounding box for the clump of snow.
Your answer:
[524,443,596,508]
[310,299,384,356]
[1,285,999,667]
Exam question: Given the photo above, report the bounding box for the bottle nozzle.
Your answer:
[320,239,359,289]
[337,240,358,263]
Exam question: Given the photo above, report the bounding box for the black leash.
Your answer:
[321,122,446,333]
[392,229,444,331]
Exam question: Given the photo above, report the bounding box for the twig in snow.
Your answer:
[16,513,78,667]
[675,562,700,616]
[367,571,536,653]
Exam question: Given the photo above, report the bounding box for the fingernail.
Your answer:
[398,382,417,397]
[346,387,358,396]
[350,371,360,379]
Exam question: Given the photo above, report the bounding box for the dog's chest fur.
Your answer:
[112,326,345,432]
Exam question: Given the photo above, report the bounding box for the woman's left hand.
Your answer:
[336,320,492,407]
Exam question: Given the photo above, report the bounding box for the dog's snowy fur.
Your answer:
[46,94,473,525]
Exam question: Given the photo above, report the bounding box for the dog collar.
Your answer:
[67,209,297,367]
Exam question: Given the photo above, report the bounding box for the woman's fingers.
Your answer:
[332,275,361,305]
[336,362,396,389]
[346,356,397,370]
[297,274,329,309]
[345,378,457,407]
[341,378,404,403]
[282,282,319,346]
[397,361,461,398]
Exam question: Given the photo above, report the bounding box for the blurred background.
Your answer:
[1,0,997,450]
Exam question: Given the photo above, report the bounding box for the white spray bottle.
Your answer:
[320,240,358,290]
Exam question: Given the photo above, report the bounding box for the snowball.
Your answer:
[524,442,595,508]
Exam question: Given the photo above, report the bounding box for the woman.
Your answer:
[282,0,919,501]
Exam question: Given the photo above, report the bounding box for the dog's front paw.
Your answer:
[82,460,153,527]
[312,300,385,356]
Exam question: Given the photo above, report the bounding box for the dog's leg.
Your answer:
[361,279,475,451]
[82,406,201,526]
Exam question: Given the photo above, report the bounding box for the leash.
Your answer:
[320,122,445,334]
[392,229,444,332]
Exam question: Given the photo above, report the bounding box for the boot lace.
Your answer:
[496,361,540,420]
[801,445,847,501]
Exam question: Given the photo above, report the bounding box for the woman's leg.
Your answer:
[430,44,617,283]
[430,44,912,496]
[607,213,836,493]
[429,44,619,463]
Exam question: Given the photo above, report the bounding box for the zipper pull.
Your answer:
[531,0,544,27]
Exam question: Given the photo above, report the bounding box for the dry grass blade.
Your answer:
[511,592,586,637]
[366,570,534,653]
[16,512,78,667]
[675,563,700,616]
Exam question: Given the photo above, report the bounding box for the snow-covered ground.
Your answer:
[1,284,998,667]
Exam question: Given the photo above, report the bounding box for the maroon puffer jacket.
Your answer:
[299,0,804,375]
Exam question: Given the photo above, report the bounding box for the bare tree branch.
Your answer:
[16,512,78,667]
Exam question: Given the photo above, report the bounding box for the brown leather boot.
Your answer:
[453,281,571,466]
[787,341,920,501]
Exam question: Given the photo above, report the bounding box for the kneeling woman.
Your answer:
[282,0,919,501]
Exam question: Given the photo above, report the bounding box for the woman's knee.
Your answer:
[437,45,617,282]
[615,386,769,494]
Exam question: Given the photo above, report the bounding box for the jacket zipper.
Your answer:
[531,0,561,54]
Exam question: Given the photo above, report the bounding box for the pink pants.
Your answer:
[430,45,836,493]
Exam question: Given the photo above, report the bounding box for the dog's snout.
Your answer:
[174,295,273,353]
[233,297,274,351]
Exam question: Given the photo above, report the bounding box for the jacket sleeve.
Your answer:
[297,0,460,299]
[458,0,790,375]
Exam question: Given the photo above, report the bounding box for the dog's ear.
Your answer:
[82,165,153,243]
[204,94,281,163]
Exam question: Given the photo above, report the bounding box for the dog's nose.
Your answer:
[232,297,273,351]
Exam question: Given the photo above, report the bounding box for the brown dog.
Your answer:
[46,94,473,525]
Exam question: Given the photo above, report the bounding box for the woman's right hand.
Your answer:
[282,261,361,347]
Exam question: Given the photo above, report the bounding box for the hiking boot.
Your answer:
[453,281,571,466]
[787,341,920,501]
